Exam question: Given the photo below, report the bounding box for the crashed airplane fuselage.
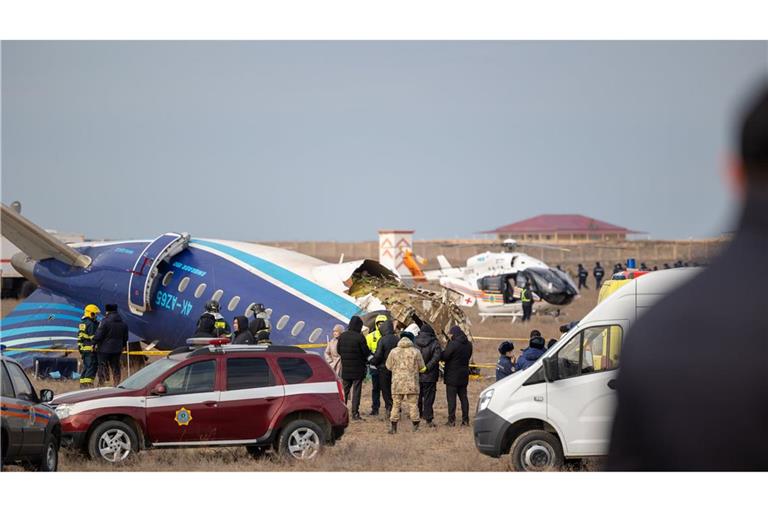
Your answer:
[1,207,471,366]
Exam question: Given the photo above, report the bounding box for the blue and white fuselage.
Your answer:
[1,236,383,367]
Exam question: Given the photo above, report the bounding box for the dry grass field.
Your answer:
[2,286,602,472]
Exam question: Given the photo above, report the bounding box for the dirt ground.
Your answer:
[1,286,602,471]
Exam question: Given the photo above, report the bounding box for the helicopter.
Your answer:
[411,239,580,322]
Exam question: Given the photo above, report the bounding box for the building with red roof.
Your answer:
[482,214,643,244]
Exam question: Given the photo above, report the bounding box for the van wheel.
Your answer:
[509,430,564,472]
[278,420,325,461]
[34,436,59,471]
[87,420,138,463]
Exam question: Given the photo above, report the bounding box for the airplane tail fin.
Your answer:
[1,202,91,267]
[437,255,453,271]
[0,289,85,368]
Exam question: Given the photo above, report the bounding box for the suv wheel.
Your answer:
[34,436,59,471]
[278,420,325,461]
[88,420,138,463]
[509,430,564,472]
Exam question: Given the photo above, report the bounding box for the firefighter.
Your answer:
[577,263,589,289]
[593,261,605,288]
[78,304,100,388]
[194,300,230,337]
[365,314,388,416]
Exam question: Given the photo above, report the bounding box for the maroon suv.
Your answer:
[51,344,348,463]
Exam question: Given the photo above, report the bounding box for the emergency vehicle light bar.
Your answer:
[186,337,230,347]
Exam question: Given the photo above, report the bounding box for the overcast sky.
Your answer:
[2,41,767,242]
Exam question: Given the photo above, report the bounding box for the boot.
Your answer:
[461,419,470,427]
[352,412,365,421]
[426,419,437,428]
[412,421,420,432]
[445,418,456,427]
[388,422,398,434]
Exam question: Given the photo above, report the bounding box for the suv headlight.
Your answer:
[55,405,71,419]
[477,389,494,412]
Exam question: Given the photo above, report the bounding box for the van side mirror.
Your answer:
[543,357,559,382]
[151,383,167,395]
[39,389,54,403]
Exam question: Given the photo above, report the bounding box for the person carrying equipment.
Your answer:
[78,304,100,388]
[194,300,230,337]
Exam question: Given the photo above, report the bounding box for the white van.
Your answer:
[473,268,698,471]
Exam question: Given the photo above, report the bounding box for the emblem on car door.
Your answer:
[174,407,192,426]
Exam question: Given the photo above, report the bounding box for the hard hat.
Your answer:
[84,304,101,316]
[375,314,388,325]
[205,300,220,313]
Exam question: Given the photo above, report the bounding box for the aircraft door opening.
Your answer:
[128,232,190,316]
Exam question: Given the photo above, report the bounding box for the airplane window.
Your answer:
[178,276,190,293]
[308,328,322,343]
[291,321,306,337]
[212,289,224,302]
[194,283,207,299]
[228,296,241,312]
[244,302,257,317]
[276,315,290,330]
[162,271,174,287]
[265,308,273,316]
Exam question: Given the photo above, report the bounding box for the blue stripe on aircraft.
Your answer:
[1,314,81,327]
[192,239,360,319]
[0,325,79,341]
[14,302,82,314]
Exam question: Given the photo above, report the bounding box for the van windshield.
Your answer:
[118,359,179,390]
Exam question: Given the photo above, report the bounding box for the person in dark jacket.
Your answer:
[441,325,473,426]
[94,303,129,386]
[249,317,271,345]
[577,263,589,289]
[608,82,768,471]
[413,323,442,427]
[231,315,255,344]
[515,333,546,371]
[194,300,230,337]
[495,341,515,381]
[337,316,371,420]
[593,261,605,288]
[369,319,398,417]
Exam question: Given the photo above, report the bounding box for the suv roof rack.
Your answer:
[184,344,307,358]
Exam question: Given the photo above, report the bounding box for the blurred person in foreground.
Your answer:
[607,81,768,471]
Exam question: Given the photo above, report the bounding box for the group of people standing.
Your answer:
[325,315,474,433]
[193,300,272,345]
[77,303,129,388]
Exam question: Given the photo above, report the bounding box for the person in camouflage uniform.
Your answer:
[385,331,426,434]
